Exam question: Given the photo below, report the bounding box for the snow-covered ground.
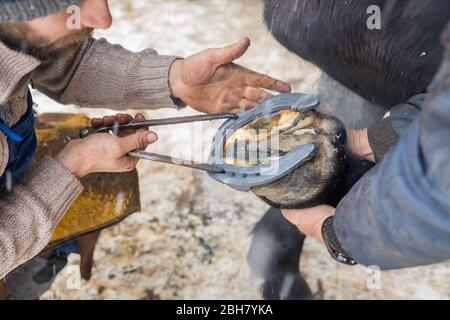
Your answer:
[39,0,450,300]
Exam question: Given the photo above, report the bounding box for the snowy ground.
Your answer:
[37,0,450,300]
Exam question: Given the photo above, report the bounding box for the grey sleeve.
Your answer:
[32,38,184,110]
[0,157,83,279]
[333,26,450,270]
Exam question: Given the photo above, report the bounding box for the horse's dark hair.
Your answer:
[264,0,450,106]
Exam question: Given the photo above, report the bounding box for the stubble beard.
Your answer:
[0,22,93,61]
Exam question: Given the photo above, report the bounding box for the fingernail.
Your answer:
[282,84,292,93]
[147,132,158,143]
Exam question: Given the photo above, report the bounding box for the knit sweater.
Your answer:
[0,37,181,279]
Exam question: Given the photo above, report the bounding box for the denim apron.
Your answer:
[0,90,77,285]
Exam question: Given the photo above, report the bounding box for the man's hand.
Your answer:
[346,128,375,162]
[56,113,157,178]
[282,130,373,243]
[282,205,335,243]
[169,37,291,113]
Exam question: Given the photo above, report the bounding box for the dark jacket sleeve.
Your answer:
[367,94,424,161]
[333,23,450,270]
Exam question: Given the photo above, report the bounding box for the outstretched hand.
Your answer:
[169,37,291,113]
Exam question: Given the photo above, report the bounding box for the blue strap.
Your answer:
[0,122,24,142]
[56,241,79,254]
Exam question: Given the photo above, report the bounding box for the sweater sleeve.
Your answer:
[31,37,185,110]
[0,156,83,279]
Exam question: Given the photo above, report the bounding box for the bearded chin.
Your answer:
[29,28,94,61]
[0,22,93,61]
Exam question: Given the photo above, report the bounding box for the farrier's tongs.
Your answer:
[79,112,239,173]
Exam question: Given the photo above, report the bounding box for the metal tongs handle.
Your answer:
[79,112,238,138]
[79,112,239,173]
[127,151,225,173]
